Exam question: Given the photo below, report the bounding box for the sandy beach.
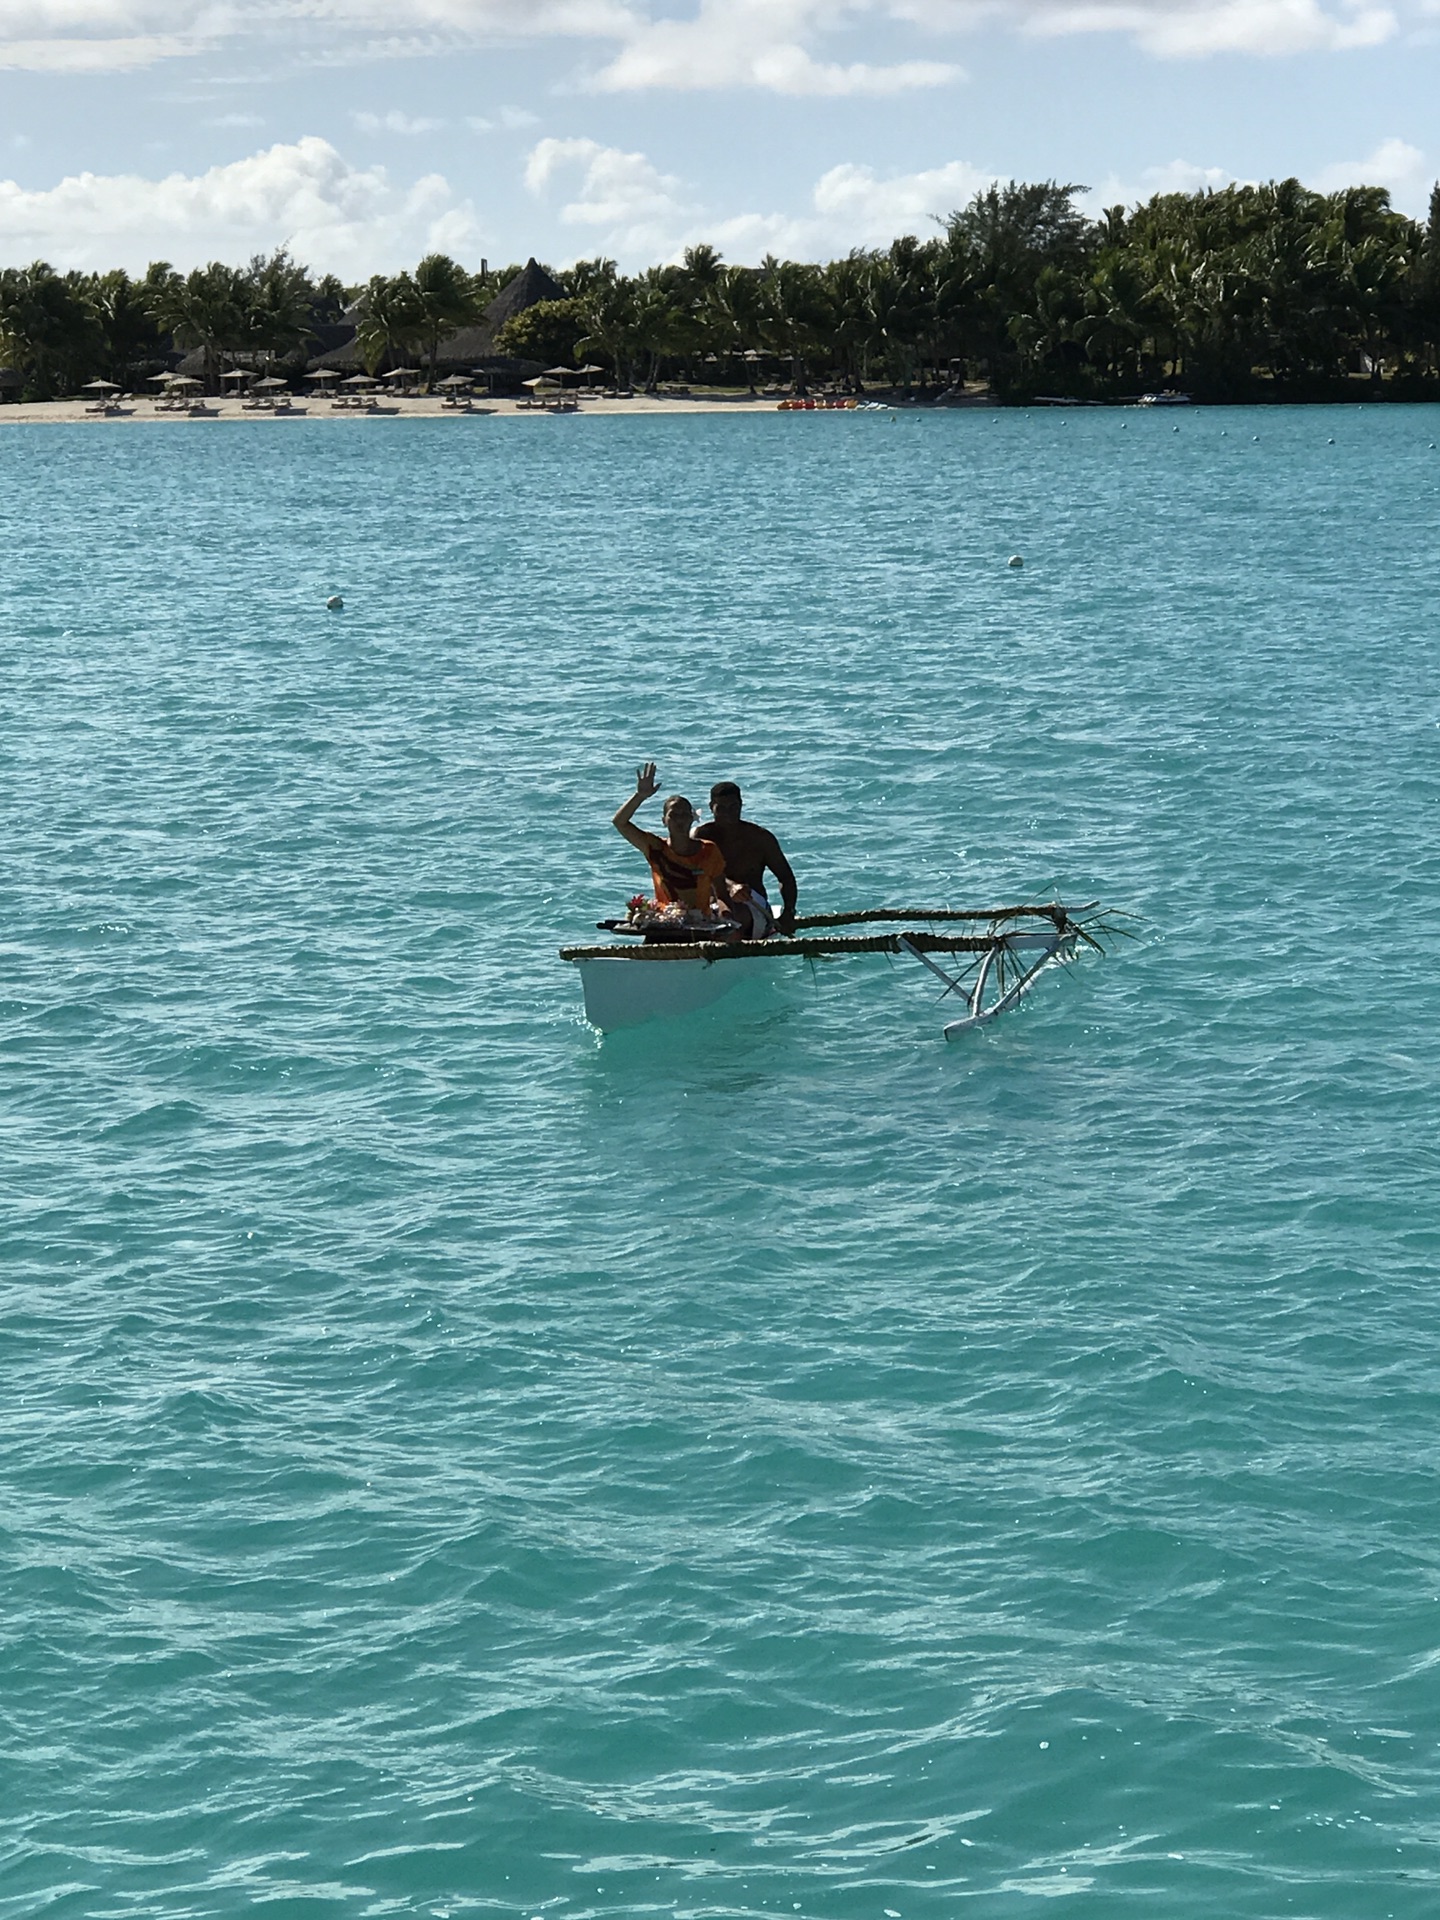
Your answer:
[0,391,803,424]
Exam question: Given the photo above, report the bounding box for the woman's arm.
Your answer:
[613,761,661,853]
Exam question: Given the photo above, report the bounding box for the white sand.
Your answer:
[0,391,788,425]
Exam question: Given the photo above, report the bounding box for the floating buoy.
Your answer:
[326,594,344,611]
[1007,555,1024,569]
[1221,430,1227,437]
[1327,437,1334,445]
[1172,424,1180,433]
[1252,435,1259,443]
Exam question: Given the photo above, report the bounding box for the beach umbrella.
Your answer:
[82,378,121,392]
[220,369,249,383]
[253,376,288,390]
[307,368,340,383]
[523,376,560,389]
[544,365,573,380]
[343,373,377,387]
[436,373,472,388]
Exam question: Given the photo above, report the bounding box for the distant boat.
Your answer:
[562,903,1123,1038]
[1137,392,1192,406]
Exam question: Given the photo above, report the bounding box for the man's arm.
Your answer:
[763,831,798,934]
[613,762,660,853]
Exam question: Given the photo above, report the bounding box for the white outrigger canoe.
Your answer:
[561,903,1117,1039]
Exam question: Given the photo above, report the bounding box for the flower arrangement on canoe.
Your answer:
[623,896,708,929]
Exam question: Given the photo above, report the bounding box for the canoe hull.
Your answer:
[573,955,747,1031]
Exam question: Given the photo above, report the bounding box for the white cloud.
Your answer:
[1088,139,1432,216]
[0,0,636,74]
[810,157,992,236]
[1312,136,1430,209]
[525,135,694,253]
[589,0,962,92]
[0,136,484,276]
[352,108,444,133]
[468,105,541,130]
[528,140,996,264]
[1084,156,1244,209]
[1012,0,1397,55]
[699,160,993,258]
[900,0,1398,53]
[0,0,1421,77]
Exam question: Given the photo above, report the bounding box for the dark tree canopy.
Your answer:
[3,176,1440,402]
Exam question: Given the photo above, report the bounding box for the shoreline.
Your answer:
[2,391,1432,424]
[0,392,860,425]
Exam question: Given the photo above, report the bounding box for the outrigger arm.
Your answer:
[897,926,1078,1039]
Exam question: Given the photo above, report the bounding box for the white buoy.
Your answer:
[1007,555,1024,569]
[326,594,344,611]
[1173,424,1180,433]
[1327,437,1334,445]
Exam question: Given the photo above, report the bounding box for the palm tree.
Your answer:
[575,270,642,389]
[147,262,247,391]
[88,270,163,386]
[708,265,766,386]
[756,257,831,392]
[242,250,314,372]
[354,273,424,375]
[411,254,481,390]
[0,262,102,397]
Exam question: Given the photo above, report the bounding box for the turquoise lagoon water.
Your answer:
[3,405,1439,1918]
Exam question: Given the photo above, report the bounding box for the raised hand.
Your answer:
[635,761,660,801]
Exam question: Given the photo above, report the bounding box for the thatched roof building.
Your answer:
[304,258,564,384]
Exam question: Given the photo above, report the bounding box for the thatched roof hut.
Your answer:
[483,257,566,333]
[304,258,564,383]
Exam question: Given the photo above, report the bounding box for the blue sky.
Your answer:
[0,1,1435,279]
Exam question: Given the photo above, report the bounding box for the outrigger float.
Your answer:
[561,902,1122,1038]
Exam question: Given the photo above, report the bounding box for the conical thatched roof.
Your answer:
[302,261,563,380]
[425,260,568,369]
[483,257,565,331]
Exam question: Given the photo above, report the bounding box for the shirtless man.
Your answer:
[695,782,798,937]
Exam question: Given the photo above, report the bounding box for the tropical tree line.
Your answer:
[0,250,505,398]
[498,179,1440,401]
[3,177,1440,402]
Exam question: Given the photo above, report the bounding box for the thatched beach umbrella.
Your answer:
[343,373,377,387]
[82,379,121,393]
[253,376,288,391]
[221,369,249,384]
[436,373,472,389]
